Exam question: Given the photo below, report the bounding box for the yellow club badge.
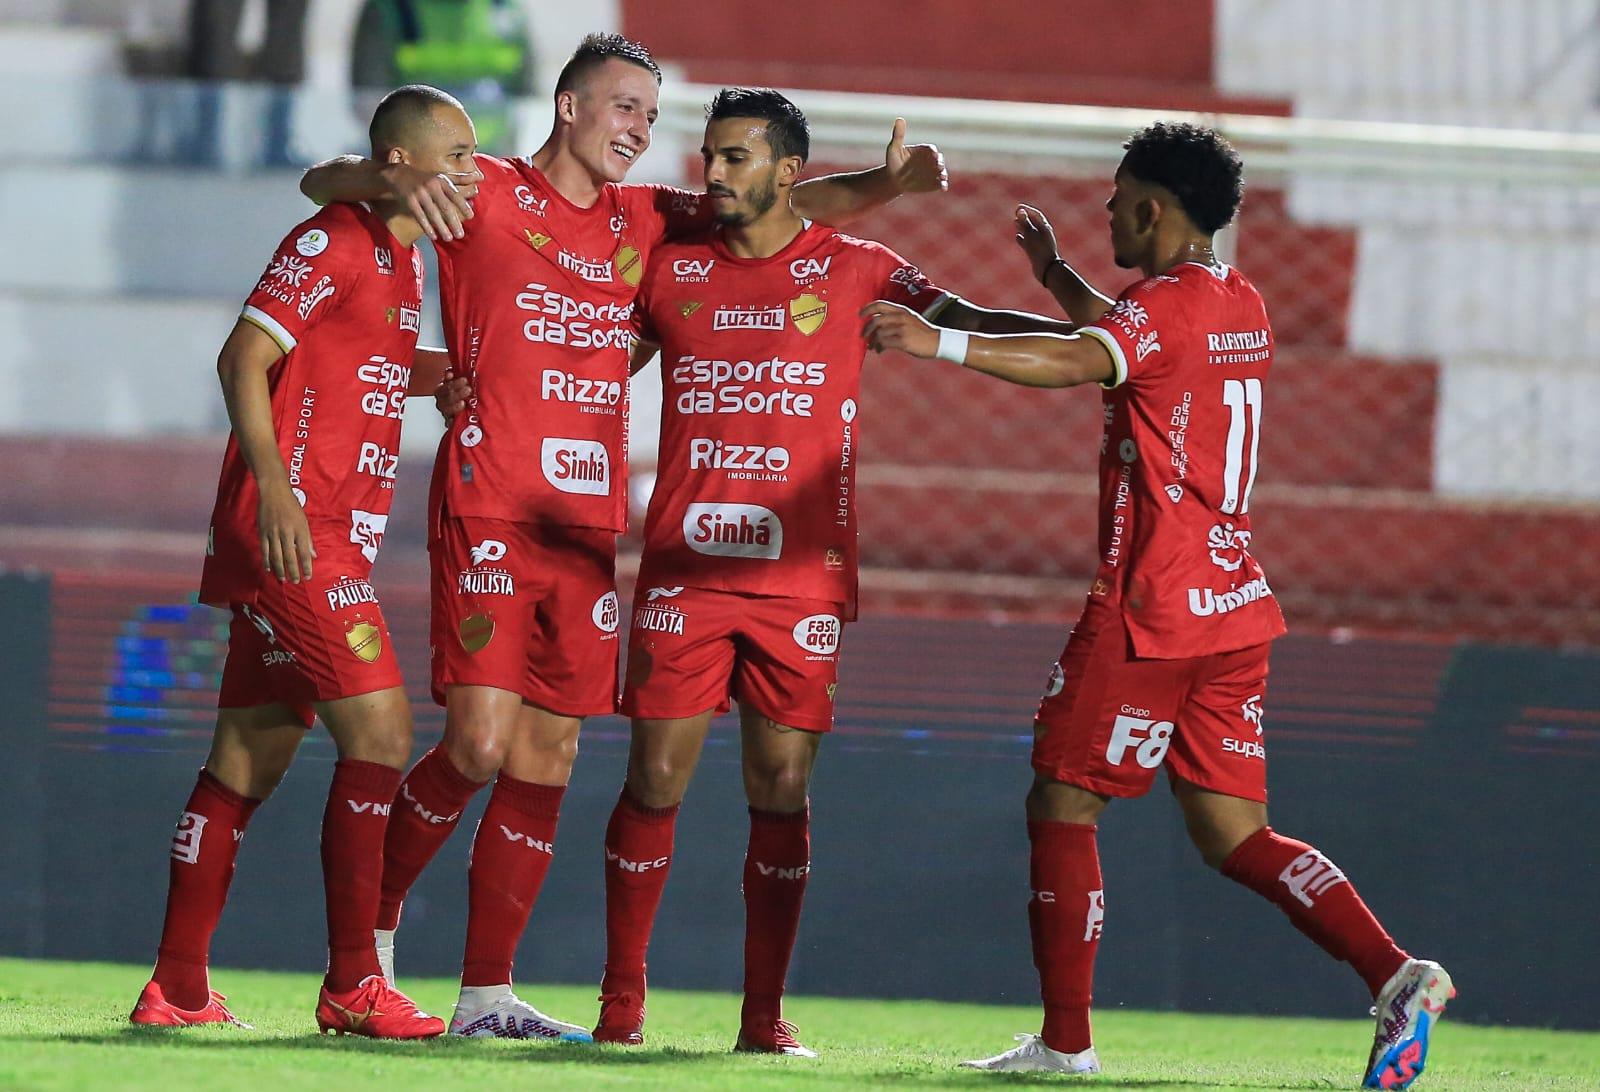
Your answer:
[385,307,396,324]
[680,301,703,319]
[524,229,552,250]
[345,620,383,663]
[459,613,495,653]
[615,244,642,286]
[790,292,827,336]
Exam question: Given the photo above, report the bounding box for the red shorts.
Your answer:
[216,558,403,728]
[1032,596,1272,803]
[621,585,843,733]
[430,517,620,716]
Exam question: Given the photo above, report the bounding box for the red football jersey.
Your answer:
[201,202,424,606]
[433,155,711,532]
[634,223,949,615]
[1076,260,1288,659]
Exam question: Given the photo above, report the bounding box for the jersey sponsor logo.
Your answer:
[1278,849,1347,907]
[683,501,783,559]
[541,369,623,414]
[346,799,390,816]
[647,586,683,601]
[606,847,669,872]
[1242,694,1265,732]
[1118,438,1138,463]
[688,438,791,481]
[789,256,831,283]
[1105,711,1174,768]
[790,292,827,336]
[889,264,933,294]
[541,437,611,495]
[374,247,394,275]
[500,824,553,854]
[672,257,714,282]
[345,619,382,663]
[792,613,840,657]
[241,604,277,643]
[1136,328,1161,361]
[297,275,335,320]
[399,303,421,332]
[356,442,399,486]
[325,577,378,612]
[1222,737,1266,760]
[295,228,329,257]
[460,424,483,448]
[1084,889,1106,941]
[170,811,207,864]
[1169,392,1192,481]
[1187,575,1274,617]
[824,547,845,571]
[679,301,703,318]
[524,229,552,250]
[358,355,412,420]
[670,355,827,418]
[469,540,507,566]
[593,591,621,635]
[513,184,547,215]
[840,398,857,422]
[634,602,686,635]
[558,248,614,283]
[268,254,314,287]
[1208,328,1271,368]
[1206,522,1252,572]
[1106,297,1150,336]
[516,282,634,350]
[1043,660,1066,698]
[754,861,810,880]
[458,568,515,596]
[261,648,296,667]
[712,306,785,332]
[1165,484,1184,503]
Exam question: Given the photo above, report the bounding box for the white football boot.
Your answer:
[449,984,594,1042]
[962,1034,1100,1074]
[1364,958,1455,1089]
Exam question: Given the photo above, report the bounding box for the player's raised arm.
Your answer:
[931,296,1080,336]
[861,300,1114,389]
[1015,204,1116,325]
[790,118,948,225]
[300,154,475,241]
[215,319,317,583]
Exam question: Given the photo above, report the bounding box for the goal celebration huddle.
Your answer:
[131,30,1452,1090]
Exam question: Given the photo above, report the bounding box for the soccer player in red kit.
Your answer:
[591,88,1086,1056]
[299,35,947,1040]
[130,86,480,1037]
[861,122,1453,1090]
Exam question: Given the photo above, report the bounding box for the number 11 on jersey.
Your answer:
[1220,377,1262,515]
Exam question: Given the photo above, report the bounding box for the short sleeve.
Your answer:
[631,259,662,345]
[1076,277,1179,390]
[868,242,951,318]
[240,223,356,353]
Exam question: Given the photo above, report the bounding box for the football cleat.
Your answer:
[1364,958,1455,1089]
[449,986,592,1041]
[734,1018,818,1058]
[129,980,252,1029]
[961,1034,1101,1074]
[316,974,445,1039]
[592,990,646,1045]
[375,928,396,985]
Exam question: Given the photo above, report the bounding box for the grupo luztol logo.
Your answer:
[541,437,610,495]
[683,502,782,559]
[791,613,840,656]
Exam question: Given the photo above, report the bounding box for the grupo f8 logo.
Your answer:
[1104,711,1174,768]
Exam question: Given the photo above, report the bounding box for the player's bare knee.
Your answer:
[627,755,688,806]
[444,730,509,783]
[1026,776,1107,825]
[746,762,811,812]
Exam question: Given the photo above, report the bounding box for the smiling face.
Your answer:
[701,117,799,228]
[559,57,659,184]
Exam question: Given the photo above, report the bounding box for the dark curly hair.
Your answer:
[706,87,810,164]
[554,32,662,95]
[1121,121,1244,234]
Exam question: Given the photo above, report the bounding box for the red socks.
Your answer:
[321,760,403,992]
[1027,820,1101,1055]
[599,791,680,997]
[460,775,566,987]
[1222,826,1408,996]
[151,769,262,1010]
[377,745,485,931]
[740,806,811,1030]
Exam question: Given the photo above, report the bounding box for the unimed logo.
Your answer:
[682,502,782,559]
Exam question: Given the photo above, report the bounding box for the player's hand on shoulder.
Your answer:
[885,118,948,195]
[1014,204,1060,283]
[860,300,938,359]
[257,481,317,584]
[381,162,474,241]
[435,369,472,421]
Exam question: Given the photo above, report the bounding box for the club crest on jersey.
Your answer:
[345,619,383,663]
[615,244,643,287]
[524,229,552,250]
[459,613,494,653]
[790,292,827,336]
[679,301,703,319]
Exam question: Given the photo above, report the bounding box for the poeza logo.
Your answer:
[673,257,714,282]
[1104,709,1174,769]
[683,502,782,559]
[592,591,620,634]
[297,275,335,321]
[348,509,388,563]
[792,613,840,657]
[1136,329,1161,361]
[540,437,611,496]
[469,539,507,566]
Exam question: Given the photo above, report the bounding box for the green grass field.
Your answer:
[1,959,1596,1091]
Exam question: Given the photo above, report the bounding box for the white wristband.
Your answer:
[935,327,970,365]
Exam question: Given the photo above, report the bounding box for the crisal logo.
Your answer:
[712,307,785,332]
[1278,849,1348,908]
[673,257,714,280]
[170,811,207,864]
[541,437,611,495]
[500,824,553,854]
[346,800,391,816]
[792,613,840,656]
[683,502,782,559]
[755,862,811,880]
[557,249,614,283]
[592,591,620,634]
[1105,712,1174,769]
[606,847,670,872]
[789,256,831,281]
[470,539,507,566]
[269,254,313,286]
